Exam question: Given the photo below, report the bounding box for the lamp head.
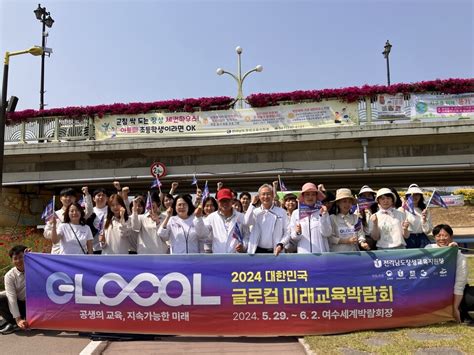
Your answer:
[216,68,224,75]
[255,65,263,72]
[382,40,392,58]
[28,46,44,56]
[34,4,46,20]
[44,14,54,28]
[235,46,242,54]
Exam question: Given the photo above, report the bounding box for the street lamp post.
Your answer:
[382,40,392,86]
[34,3,54,110]
[0,47,44,188]
[216,46,263,109]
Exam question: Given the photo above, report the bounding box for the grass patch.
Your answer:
[305,322,474,354]
[305,256,474,354]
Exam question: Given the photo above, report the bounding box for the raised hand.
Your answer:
[81,186,89,196]
[194,205,203,218]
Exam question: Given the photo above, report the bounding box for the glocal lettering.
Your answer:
[46,272,221,307]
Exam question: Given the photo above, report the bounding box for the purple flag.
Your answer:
[41,197,55,221]
[145,192,152,212]
[357,197,375,212]
[403,194,416,215]
[298,202,322,220]
[191,174,198,186]
[202,181,209,202]
[232,223,244,244]
[151,178,162,189]
[354,218,363,232]
[430,191,448,209]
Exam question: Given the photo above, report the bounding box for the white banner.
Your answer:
[94,101,359,140]
[410,93,474,120]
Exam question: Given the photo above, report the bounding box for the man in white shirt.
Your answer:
[244,184,289,255]
[0,245,29,334]
[194,188,248,253]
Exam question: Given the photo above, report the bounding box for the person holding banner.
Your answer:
[99,194,134,254]
[43,187,78,254]
[0,245,29,334]
[194,188,248,254]
[329,189,369,252]
[158,194,205,254]
[369,188,409,249]
[244,184,289,255]
[289,182,332,253]
[425,224,468,323]
[401,184,432,249]
[131,191,168,254]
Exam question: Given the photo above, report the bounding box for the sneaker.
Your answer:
[0,323,18,335]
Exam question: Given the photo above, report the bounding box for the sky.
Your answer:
[0,0,473,112]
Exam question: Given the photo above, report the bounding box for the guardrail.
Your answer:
[5,116,95,143]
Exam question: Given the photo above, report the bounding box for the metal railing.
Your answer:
[5,116,94,143]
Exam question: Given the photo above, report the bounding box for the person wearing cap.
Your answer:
[194,188,248,253]
[400,184,432,249]
[369,188,410,249]
[357,185,377,250]
[43,187,78,254]
[244,184,289,255]
[289,182,332,253]
[329,189,369,252]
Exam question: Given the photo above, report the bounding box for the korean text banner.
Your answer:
[25,249,456,336]
[94,101,359,140]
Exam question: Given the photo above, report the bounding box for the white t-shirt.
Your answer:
[57,223,93,254]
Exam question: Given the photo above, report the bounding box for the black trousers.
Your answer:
[255,247,273,254]
[0,292,26,325]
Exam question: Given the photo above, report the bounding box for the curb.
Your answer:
[298,337,316,355]
[79,340,109,355]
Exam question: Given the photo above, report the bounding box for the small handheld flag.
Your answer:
[298,201,322,220]
[191,174,198,186]
[97,215,105,234]
[41,196,55,221]
[232,223,244,244]
[201,181,210,202]
[402,194,416,215]
[145,191,152,212]
[354,218,363,233]
[151,178,162,189]
[429,190,448,209]
[78,196,86,209]
[357,197,375,212]
[278,175,288,192]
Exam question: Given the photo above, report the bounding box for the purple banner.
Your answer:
[25,248,456,336]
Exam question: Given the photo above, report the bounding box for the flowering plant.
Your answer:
[6,78,473,124]
[6,96,234,124]
[247,78,474,107]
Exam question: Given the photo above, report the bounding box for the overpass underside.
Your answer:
[4,120,474,193]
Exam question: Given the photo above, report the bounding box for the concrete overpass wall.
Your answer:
[4,120,474,192]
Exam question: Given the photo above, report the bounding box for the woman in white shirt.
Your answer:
[158,194,203,254]
[99,194,133,254]
[400,184,432,248]
[131,191,167,254]
[51,202,93,254]
[329,188,369,252]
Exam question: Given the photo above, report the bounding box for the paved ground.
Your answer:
[0,332,306,355]
[1,329,91,354]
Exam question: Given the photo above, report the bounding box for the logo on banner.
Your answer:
[46,272,221,307]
